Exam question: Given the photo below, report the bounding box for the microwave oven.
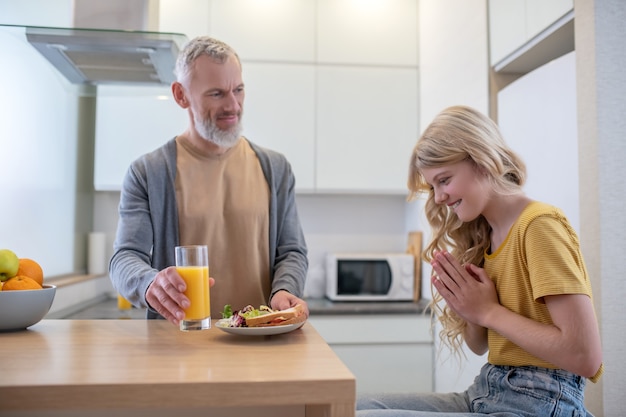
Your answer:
[325,253,415,301]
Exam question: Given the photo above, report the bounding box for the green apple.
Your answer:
[0,249,19,281]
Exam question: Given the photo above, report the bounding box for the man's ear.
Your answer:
[172,82,189,108]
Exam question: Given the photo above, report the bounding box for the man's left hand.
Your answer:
[270,290,309,318]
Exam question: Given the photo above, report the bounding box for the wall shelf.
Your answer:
[493,9,574,75]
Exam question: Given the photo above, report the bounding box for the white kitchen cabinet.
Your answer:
[95,0,419,193]
[210,0,316,62]
[241,63,316,191]
[94,85,187,191]
[317,0,418,66]
[308,314,433,394]
[316,66,419,193]
[157,0,211,41]
[158,0,317,63]
[489,0,573,66]
[418,0,489,126]
[93,68,317,192]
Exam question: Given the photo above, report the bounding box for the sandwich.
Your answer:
[220,304,306,328]
[245,304,306,327]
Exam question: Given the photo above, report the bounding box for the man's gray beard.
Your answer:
[194,113,242,148]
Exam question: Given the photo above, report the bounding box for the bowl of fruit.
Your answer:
[0,249,56,332]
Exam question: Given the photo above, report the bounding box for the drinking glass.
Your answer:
[175,245,210,331]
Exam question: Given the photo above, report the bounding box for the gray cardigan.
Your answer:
[109,138,308,318]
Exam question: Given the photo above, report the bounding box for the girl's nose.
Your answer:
[434,189,448,205]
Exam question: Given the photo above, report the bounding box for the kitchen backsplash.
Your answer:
[93,192,429,299]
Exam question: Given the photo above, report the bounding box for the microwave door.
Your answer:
[363,261,392,294]
[337,260,392,296]
[337,260,363,294]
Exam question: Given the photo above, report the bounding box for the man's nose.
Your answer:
[224,92,241,112]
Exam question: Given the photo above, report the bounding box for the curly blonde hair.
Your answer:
[408,106,527,358]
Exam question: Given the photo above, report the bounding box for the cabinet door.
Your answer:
[94,85,187,191]
[333,344,432,393]
[103,0,420,194]
[525,0,573,41]
[158,0,210,40]
[488,0,526,66]
[241,63,316,191]
[309,315,433,394]
[317,0,418,66]
[489,0,573,65]
[316,66,418,193]
[209,0,316,62]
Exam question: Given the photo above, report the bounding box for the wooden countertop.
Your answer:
[0,320,356,417]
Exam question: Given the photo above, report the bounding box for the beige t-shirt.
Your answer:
[175,136,270,318]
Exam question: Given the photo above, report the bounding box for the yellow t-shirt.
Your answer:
[484,201,603,382]
[175,137,270,318]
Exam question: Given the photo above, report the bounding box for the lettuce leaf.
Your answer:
[221,304,233,319]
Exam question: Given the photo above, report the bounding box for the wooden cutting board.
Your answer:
[406,231,423,301]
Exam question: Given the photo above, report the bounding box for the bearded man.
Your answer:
[109,36,309,325]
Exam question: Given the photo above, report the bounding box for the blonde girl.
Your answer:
[357,105,602,417]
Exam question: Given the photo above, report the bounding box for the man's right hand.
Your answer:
[146,267,215,326]
[145,266,189,326]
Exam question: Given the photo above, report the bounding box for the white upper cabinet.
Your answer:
[241,63,316,192]
[524,0,573,40]
[94,85,188,191]
[157,0,211,40]
[209,0,316,62]
[94,0,419,193]
[317,0,418,66]
[418,0,489,126]
[315,0,419,193]
[316,66,418,193]
[489,0,573,66]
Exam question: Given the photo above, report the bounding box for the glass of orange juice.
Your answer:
[175,245,211,331]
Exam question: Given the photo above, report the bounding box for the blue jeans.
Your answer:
[356,363,592,417]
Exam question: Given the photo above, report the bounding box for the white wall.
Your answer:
[498,51,579,231]
[93,192,427,300]
[575,0,626,414]
[0,2,84,276]
[0,0,73,27]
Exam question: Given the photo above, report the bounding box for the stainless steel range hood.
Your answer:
[22,25,187,86]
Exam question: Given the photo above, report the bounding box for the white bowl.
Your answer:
[0,284,56,331]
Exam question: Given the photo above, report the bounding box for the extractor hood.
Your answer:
[19,25,187,85]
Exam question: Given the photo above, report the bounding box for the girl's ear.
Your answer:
[171,82,189,108]
[474,162,489,177]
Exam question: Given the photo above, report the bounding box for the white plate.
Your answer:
[215,319,305,336]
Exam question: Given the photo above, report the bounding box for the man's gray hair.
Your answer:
[174,36,241,84]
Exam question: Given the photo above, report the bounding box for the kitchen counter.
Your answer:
[307,297,430,315]
[60,297,431,320]
[0,320,356,417]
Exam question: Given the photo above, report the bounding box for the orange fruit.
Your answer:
[2,275,42,291]
[16,258,44,286]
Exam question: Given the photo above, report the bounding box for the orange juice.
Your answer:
[177,266,210,319]
[117,294,132,310]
